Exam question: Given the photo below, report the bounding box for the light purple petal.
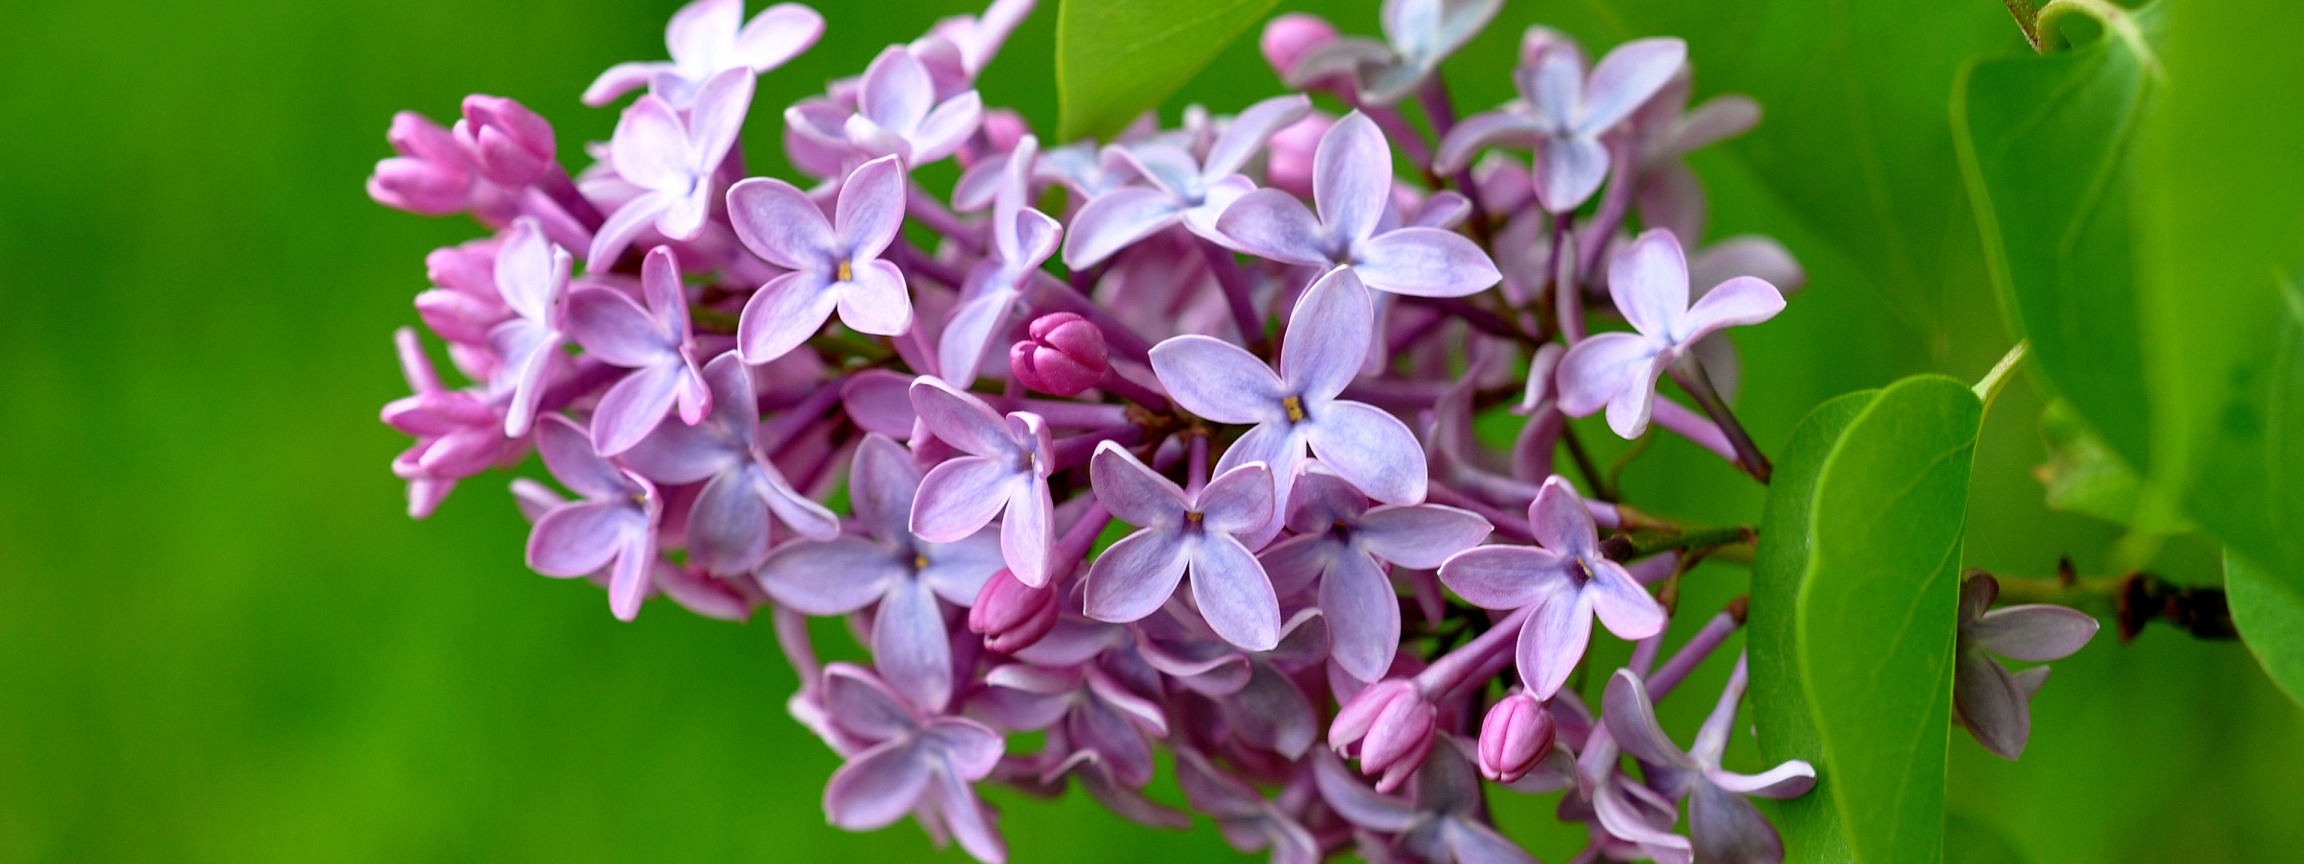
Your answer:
[1060,186,1185,269]
[1191,535,1282,651]
[1705,760,1817,799]
[836,155,908,262]
[911,456,1019,543]
[823,739,930,829]
[1090,441,1190,527]
[1532,134,1609,214]
[1585,560,1665,639]
[1677,276,1785,345]
[835,258,913,336]
[1215,423,1307,531]
[732,3,825,70]
[586,192,671,271]
[928,764,1007,864]
[843,370,920,436]
[591,364,683,456]
[1440,819,1539,864]
[1437,545,1563,610]
[1974,605,2099,662]
[1356,505,1491,568]
[1149,335,1289,424]
[909,377,1019,458]
[1310,750,1418,832]
[583,60,665,107]
[1322,548,1399,682]
[685,68,755,169]
[1257,533,1337,599]
[1577,38,1686,135]
[936,285,1019,386]
[859,46,933,133]
[679,464,768,575]
[1222,662,1318,758]
[823,663,923,741]
[1215,188,1332,267]
[728,176,836,269]
[758,535,904,615]
[1283,469,1370,534]
[909,91,983,164]
[736,270,840,363]
[875,578,956,712]
[527,501,640,577]
[1084,528,1191,624]
[1609,229,1691,339]
[1303,400,1427,505]
[849,433,921,542]
[1601,669,1698,770]
[1554,331,1654,417]
[1204,94,1314,180]
[920,531,1004,605]
[1198,461,1276,537]
[534,414,631,499]
[566,287,675,368]
[1282,267,1374,404]
[1433,110,1547,175]
[665,0,740,66]
[755,459,839,540]
[1954,651,2032,760]
[1313,113,1391,245]
[1517,590,1592,698]
[1604,352,1672,438]
[1001,476,1055,585]
[1351,228,1502,298]
[1527,476,1596,557]
[610,96,691,193]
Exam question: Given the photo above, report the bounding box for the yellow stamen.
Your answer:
[913,554,930,570]
[1282,395,1306,423]
[837,260,854,282]
[1185,511,1204,525]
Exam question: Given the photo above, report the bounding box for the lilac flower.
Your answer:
[1438,475,1666,698]
[582,0,824,108]
[1627,80,1762,244]
[1285,0,1504,106]
[1217,112,1500,298]
[382,328,508,518]
[759,434,1002,712]
[974,642,1169,788]
[452,95,558,188]
[1009,312,1109,397]
[939,135,1060,385]
[1953,573,2099,760]
[619,352,838,574]
[786,46,983,168]
[1327,678,1438,791]
[1556,229,1784,438]
[817,663,1007,864]
[1083,442,1280,651]
[564,247,711,455]
[907,378,1056,585]
[368,111,481,216]
[485,218,571,437]
[913,0,1035,90]
[524,415,663,620]
[586,68,755,269]
[1060,94,1311,268]
[1606,657,1817,864]
[1176,749,1322,864]
[728,154,912,363]
[1259,469,1492,681]
[1434,36,1685,213]
[1475,692,1554,784]
[1150,267,1427,523]
[1313,741,1535,864]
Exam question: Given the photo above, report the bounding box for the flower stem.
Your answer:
[905,183,984,253]
[1552,214,1585,343]
[1668,355,1771,484]
[1417,604,1538,700]
[1645,599,1746,700]
[1096,366,1170,412]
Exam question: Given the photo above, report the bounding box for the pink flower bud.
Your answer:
[455,95,557,188]
[1260,13,1338,79]
[369,112,474,216]
[963,108,1031,168]
[1477,692,1556,783]
[1328,678,1437,791]
[1009,312,1109,396]
[968,568,1058,653]
[1265,113,1334,201]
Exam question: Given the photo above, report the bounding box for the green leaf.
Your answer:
[1952,3,2164,470]
[2227,551,2304,709]
[1751,389,1876,863]
[1945,812,2032,864]
[1755,376,1982,864]
[1054,0,1278,141]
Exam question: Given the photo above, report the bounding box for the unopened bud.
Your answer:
[969,568,1058,653]
[1328,678,1436,792]
[1259,13,1338,78]
[455,95,557,187]
[1477,692,1556,783]
[1009,312,1109,396]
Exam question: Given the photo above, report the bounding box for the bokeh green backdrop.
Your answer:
[1,0,2297,861]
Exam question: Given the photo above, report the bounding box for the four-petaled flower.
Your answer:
[523,415,663,620]
[1605,656,1817,864]
[1217,112,1500,298]
[1435,35,1685,213]
[759,434,1003,712]
[586,68,756,269]
[817,663,1007,864]
[1286,0,1504,106]
[564,246,712,455]
[907,377,1057,586]
[789,46,983,168]
[583,0,824,108]
[1061,94,1312,268]
[728,154,912,364]
[1084,442,1280,651]
[1953,572,2099,760]
[1151,266,1428,525]
[486,218,571,437]
[1438,475,1665,698]
[1556,228,1784,438]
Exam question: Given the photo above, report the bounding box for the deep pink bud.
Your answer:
[455,95,557,187]
[1477,692,1556,783]
[1329,678,1437,792]
[1260,13,1338,78]
[1009,312,1109,396]
[1265,113,1334,201]
[969,568,1059,653]
[369,112,473,215]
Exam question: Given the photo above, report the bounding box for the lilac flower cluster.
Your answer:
[372,1,2091,860]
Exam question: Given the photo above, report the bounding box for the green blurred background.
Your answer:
[1,0,2297,861]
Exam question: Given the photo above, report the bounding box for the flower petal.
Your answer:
[1083,528,1191,624]
[1302,400,1427,505]
[1351,228,1503,298]
[835,258,913,336]
[736,270,840,363]
[1001,476,1055,585]
[685,68,755,170]
[610,96,691,193]
[1355,504,1492,569]
[1438,545,1563,610]
[823,662,923,740]
[920,531,1004,605]
[823,739,931,830]
[591,364,682,456]
[874,577,955,712]
[909,376,1020,458]
[1517,590,1592,698]
[1191,535,1282,651]
[909,91,983,165]
[527,500,640,577]
[1281,267,1374,404]
[1587,559,1665,639]
[1310,750,1418,832]
[1953,651,2032,760]
[1214,188,1331,267]
[1577,37,1686,135]
[535,414,631,499]
[1321,549,1399,682]
[859,46,933,133]
[1531,133,1609,214]
[1973,604,2099,662]
[1705,760,1816,799]
[684,464,770,575]
[911,456,1018,543]
[758,535,905,615]
[1608,228,1691,340]
[1313,112,1391,245]
[1149,335,1289,424]
[836,155,908,262]
[1433,109,1547,175]
[1686,780,1784,864]
[1060,186,1185,269]
[732,3,825,70]
[1554,331,1655,417]
[1678,275,1786,345]
[1601,669,1698,770]
[727,176,836,269]
[1204,94,1313,179]
[566,286,674,368]
[1090,440,1190,528]
[1198,461,1276,537]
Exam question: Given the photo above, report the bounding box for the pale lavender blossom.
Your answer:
[1217,113,1501,298]
[785,46,983,168]
[1556,229,1784,438]
[728,154,912,364]
[907,378,1057,585]
[1259,468,1492,681]
[564,246,711,455]
[939,135,1060,385]
[486,218,571,437]
[1061,94,1312,268]
[1435,35,1685,213]
[913,0,1035,91]
[1438,475,1666,698]
[586,68,755,268]
[817,663,1007,864]
[1150,267,1427,524]
[1083,442,1280,650]
[524,415,663,620]
[582,0,824,108]
[973,639,1169,789]
[620,352,839,574]
[759,434,1002,712]
[1954,573,2099,760]
[1313,741,1535,864]
[1284,0,1504,106]
[1606,657,1817,864]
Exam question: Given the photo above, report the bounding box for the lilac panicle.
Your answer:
[1954,573,2099,760]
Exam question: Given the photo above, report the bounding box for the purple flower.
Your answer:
[787,46,983,168]
[728,154,913,364]
[382,328,509,518]
[1083,442,1280,650]
[1327,678,1438,792]
[1175,749,1322,864]
[452,95,557,188]
[1313,741,1535,864]
[564,247,712,455]
[619,352,838,574]
[368,111,481,217]
[1434,36,1685,213]
[1605,656,1817,864]
[485,218,571,437]
[1259,469,1491,681]
[914,0,1035,90]
[975,646,1170,789]
[1009,312,1109,397]
[817,663,1007,864]
[582,0,824,108]
[523,415,663,620]
[1437,475,1666,698]
[586,68,755,269]
[907,378,1056,585]
[1555,229,1784,438]
[759,434,1002,712]
[1060,94,1312,268]
[1953,573,2099,760]
[1286,0,1504,106]
[939,135,1061,385]
[1150,267,1427,523]
[1216,112,1500,298]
